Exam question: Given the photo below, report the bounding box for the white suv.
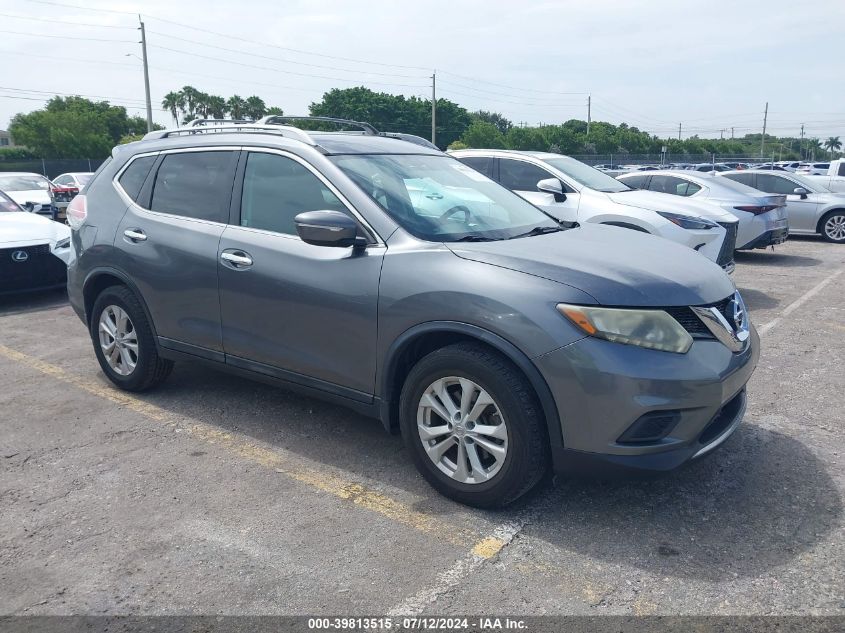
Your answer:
[451,150,738,272]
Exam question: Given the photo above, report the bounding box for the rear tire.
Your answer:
[90,286,173,391]
[819,210,845,243]
[399,343,549,508]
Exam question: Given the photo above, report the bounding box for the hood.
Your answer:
[6,189,52,206]
[446,223,735,307]
[605,189,737,223]
[0,212,70,245]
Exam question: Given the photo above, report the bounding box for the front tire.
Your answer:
[819,210,845,243]
[399,343,549,508]
[90,286,173,391]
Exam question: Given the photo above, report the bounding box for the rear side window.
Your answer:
[239,152,346,235]
[620,174,649,189]
[118,156,156,202]
[648,175,701,197]
[456,156,493,178]
[150,151,235,222]
[723,173,754,187]
[755,174,797,195]
[498,159,555,192]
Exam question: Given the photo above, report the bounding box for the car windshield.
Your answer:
[330,154,560,242]
[0,191,22,212]
[0,174,50,191]
[540,155,631,193]
[788,172,827,193]
[76,174,92,186]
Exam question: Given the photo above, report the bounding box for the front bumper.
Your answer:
[535,326,759,475]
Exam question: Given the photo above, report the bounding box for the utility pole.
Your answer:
[586,95,591,138]
[430,72,436,147]
[800,124,805,160]
[720,129,725,140]
[139,17,153,132]
[760,101,768,157]
[678,122,682,140]
[731,127,734,139]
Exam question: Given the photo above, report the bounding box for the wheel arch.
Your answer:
[379,321,564,452]
[82,267,159,342]
[817,207,845,236]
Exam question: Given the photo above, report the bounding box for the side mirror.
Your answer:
[793,187,809,199]
[537,178,566,202]
[295,210,367,248]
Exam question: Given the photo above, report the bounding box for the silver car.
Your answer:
[617,170,789,250]
[65,119,758,507]
[719,170,845,243]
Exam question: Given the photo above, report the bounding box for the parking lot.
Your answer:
[0,236,843,616]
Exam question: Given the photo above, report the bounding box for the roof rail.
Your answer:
[142,123,316,146]
[257,115,380,135]
[187,118,255,127]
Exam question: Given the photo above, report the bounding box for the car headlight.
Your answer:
[557,303,693,353]
[55,237,70,249]
[656,211,717,230]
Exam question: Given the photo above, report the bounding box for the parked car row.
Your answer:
[0,171,92,223]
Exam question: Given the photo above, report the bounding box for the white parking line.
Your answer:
[757,268,843,336]
[387,519,525,616]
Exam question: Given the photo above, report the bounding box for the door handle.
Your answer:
[123,228,147,242]
[220,250,253,268]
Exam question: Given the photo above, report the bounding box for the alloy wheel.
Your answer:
[416,376,508,484]
[98,305,138,376]
[824,214,845,241]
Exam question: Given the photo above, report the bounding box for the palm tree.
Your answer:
[226,95,247,120]
[194,92,211,118]
[266,106,284,116]
[807,138,823,161]
[161,91,184,126]
[824,136,842,159]
[206,95,227,119]
[244,96,266,120]
[180,85,202,119]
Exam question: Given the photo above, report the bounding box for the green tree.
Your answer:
[161,91,184,126]
[460,121,506,148]
[471,110,512,135]
[8,96,160,158]
[244,96,267,120]
[227,95,247,119]
[180,86,202,119]
[824,136,842,158]
[206,95,227,119]
[266,106,284,116]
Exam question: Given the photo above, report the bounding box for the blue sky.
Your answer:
[2,0,843,141]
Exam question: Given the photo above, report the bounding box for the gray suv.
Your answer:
[66,119,759,507]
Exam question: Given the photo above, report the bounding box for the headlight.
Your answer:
[656,211,717,230]
[55,237,70,249]
[557,303,693,353]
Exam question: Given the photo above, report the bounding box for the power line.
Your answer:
[148,44,430,88]
[0,11,134,28]
[0,29,134,43]
[20,0,135,15]
[437,70,585,97]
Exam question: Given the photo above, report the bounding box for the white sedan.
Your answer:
[451,149,739,273]
[1,190,71,294]
[617,170,789,250]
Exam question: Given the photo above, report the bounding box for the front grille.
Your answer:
[0,243,66,293]
[664,296,732,337]
[716,222,738,267]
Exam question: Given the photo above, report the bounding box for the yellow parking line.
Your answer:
[0,343,478,546]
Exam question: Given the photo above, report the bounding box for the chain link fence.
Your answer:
[0,158,107,179]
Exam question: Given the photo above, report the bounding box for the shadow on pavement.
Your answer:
[734,250,821,268]
[522,423,841,581]
[736,287,780,310]
[0,288,68,317]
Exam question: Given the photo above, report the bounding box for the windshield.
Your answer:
[0,174,50,192]
[76,174,92,186]
[330,154,559,242]
[788,172,827,193]
[541,155,631,193]
[0,191,22,212]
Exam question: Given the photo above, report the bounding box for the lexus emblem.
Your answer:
[11,250,29,263]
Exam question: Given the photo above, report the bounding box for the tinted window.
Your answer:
[755,174,798,195]
[648,175,701,197]
[620,174,649,189]
[498,159,554,192]
[118,156,157,202]
[240,152,345,235]
[456,156,493,178]
[150,152,234,222]
[723,173,754,187]
[53,175,71,186]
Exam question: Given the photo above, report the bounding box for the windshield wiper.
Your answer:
[450,235,504,242]
[510,226,563,239]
